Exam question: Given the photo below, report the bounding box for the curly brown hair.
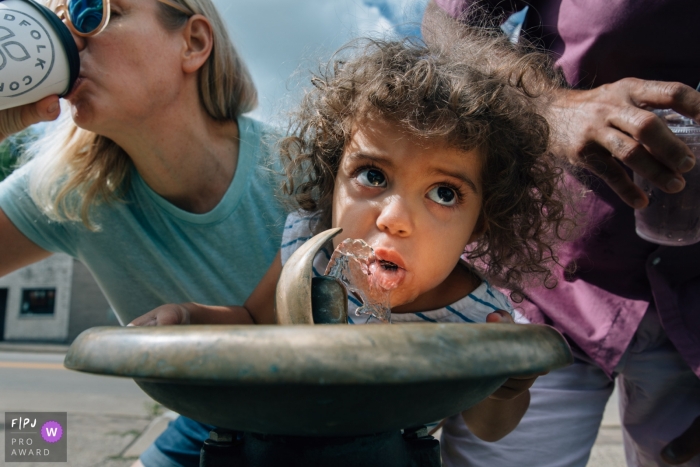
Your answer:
[280,28,577,294]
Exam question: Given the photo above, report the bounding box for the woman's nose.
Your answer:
[376,195,414,237]
[70,30,86,52]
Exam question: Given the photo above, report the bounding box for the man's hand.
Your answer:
[548,79,700,208]
[128,303,191,326]
[661,415,700,465]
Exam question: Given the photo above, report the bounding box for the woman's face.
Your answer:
[331,117,484,309]
[65,0,187,136]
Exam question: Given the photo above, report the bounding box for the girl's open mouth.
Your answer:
[370,258,406,290]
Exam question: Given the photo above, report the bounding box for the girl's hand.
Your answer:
[488,372,545,401]
[485,309,514,324]
[0,95,61,140]
[461,309,547,441]
[485,309,548,401]
[128,303,191,326]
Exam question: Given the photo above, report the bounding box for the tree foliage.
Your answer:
[0,130,38,182]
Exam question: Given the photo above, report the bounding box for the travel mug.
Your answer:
[0,0,79,110]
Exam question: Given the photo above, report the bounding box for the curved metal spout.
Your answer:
[275,227,343,324]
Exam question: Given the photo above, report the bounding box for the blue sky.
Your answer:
[212,0,428,123]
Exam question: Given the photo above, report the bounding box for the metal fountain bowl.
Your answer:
[65,323,571,436]
[64,228,573,437]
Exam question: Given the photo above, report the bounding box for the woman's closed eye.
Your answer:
[427,185,460,207]
[356,167,387,188]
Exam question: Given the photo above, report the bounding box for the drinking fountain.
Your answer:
[65,228,572,466]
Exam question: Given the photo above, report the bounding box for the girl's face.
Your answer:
[64,0,186,136]
[332,117,484,310]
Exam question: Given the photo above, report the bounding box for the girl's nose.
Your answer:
[376,195,414,237]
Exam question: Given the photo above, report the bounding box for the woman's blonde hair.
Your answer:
[30,0,257,226]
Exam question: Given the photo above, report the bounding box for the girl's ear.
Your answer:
[181,15,214,74]
[467,214,487,244]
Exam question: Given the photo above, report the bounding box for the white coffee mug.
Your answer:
[0,0,79,110]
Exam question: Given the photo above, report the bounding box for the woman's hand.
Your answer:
[128,303,191,326]
[548,79,700,209]
[0,95,61,141]
[128,303,256,326]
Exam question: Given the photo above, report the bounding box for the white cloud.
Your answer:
[212,0,427,123]
[362,0,427,37]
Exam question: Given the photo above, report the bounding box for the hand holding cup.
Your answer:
[0,0,79,140]
[0,94,60,140]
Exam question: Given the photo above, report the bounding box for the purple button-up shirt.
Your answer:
[435,0,700,377]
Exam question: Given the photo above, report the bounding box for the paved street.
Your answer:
[1,345,626,467]
[0,348,157,466]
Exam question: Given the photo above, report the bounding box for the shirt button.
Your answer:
[652,257,661,266]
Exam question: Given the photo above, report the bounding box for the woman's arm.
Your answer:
[0,97,62,277]
[129,251,283,326]
[0,208,52,277]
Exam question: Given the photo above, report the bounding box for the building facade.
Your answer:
[0,254,117,343]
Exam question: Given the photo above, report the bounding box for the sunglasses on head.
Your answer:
[55,0,193,37]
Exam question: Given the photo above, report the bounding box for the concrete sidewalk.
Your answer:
[587,385,625,466]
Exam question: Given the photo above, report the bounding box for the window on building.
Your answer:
[20,288,56,316]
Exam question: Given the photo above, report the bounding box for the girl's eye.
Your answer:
[428,186,458,206]
[356,168,387,187]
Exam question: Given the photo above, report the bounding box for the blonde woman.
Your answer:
[0,1,287,465]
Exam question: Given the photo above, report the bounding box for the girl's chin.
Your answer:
[388,292,417,312]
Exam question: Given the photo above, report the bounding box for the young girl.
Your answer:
[131,34,572,446]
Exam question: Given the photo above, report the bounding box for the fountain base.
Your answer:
[200,427,441,467]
